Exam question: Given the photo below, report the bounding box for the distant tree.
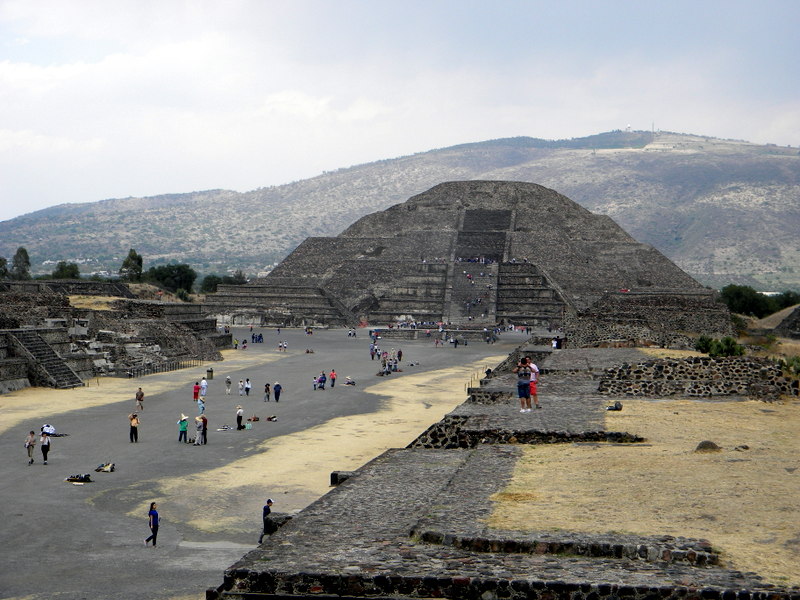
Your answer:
[0,256,7,279]
[719,284,774,318]
[51,261,81,279]
[200,274,223,293]
[119,249,143,282]
[10,247,31,280]
[144,264,197,293]
[223,269,248,285]
[773,290,800,310]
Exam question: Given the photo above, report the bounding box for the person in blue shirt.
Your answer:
[144,502,159,547]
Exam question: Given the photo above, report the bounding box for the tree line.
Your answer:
[719,284,800,318]
[0,247,248,297]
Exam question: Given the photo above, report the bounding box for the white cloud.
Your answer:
[0,1,798,221]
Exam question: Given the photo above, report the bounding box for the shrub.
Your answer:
[708,336,745,358]
[695,335,713,353]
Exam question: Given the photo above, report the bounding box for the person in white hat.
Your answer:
[177,414,189,443]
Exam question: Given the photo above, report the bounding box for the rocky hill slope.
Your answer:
[1,130,798,290]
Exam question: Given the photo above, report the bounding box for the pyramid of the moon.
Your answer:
[204,181,731,344]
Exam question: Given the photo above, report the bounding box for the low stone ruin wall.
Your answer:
[565,292,733,349]
[598,356,800,399]
[407,414,643,449]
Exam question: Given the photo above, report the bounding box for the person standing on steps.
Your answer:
[25,430,36,465]
[512,356,533,413]
[529,360,541,409]
[135,387,144,411]
[144,502,159,547]
[273,382,282,402]
[128,412,140,442]
[40,431,51,464]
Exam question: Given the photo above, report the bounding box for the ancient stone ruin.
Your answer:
[204,181,732,347]
[209,347,797,599]
[0,280,228,393]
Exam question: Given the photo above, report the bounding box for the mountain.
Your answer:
[1,130,798,290]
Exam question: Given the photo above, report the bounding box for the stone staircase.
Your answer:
[495,262,566,326]
[9,330,84,389]
[445,262,498,325]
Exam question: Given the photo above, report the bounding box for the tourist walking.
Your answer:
[201,414,208,444]
[225,376,232,395]
[199,377,208,398]
[192,381,200,402]
[244,378,252,396]
[257,498,274,544]
[144,502,159,547]
[177,414,189,443]
[135,387,145,411]
[273,382,282,402]
[128,412,140,442]
[236,405,245,430]
[329,369,336,388]
[25,430,36,465]
[238,380,244,396]
[40,431,51,464]
[197,397,205,415]
[263,382,271,402]
[317,371,326,390]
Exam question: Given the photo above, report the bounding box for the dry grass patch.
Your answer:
[489,397,800,586]
[638,348,704,360]
[68,295,125,310]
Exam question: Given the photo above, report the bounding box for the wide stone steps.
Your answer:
[10,330,84,389]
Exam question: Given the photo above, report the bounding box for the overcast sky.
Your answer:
[1,0,798,222]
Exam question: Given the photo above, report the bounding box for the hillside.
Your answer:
[0,130,798,290]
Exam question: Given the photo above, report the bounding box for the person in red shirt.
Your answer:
[329,369,337,388]
[192,381,200,402]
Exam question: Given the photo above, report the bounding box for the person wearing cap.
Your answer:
[177,414,189,443]
[258,498,274,543]
[236,405,244,430]
[193,416,203,445]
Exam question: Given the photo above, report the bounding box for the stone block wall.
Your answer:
[565,292,733,349]
[598,356,800,398]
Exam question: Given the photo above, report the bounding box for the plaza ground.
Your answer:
[0,327,517,600]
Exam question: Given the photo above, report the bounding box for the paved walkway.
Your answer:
[0,327,526,600]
